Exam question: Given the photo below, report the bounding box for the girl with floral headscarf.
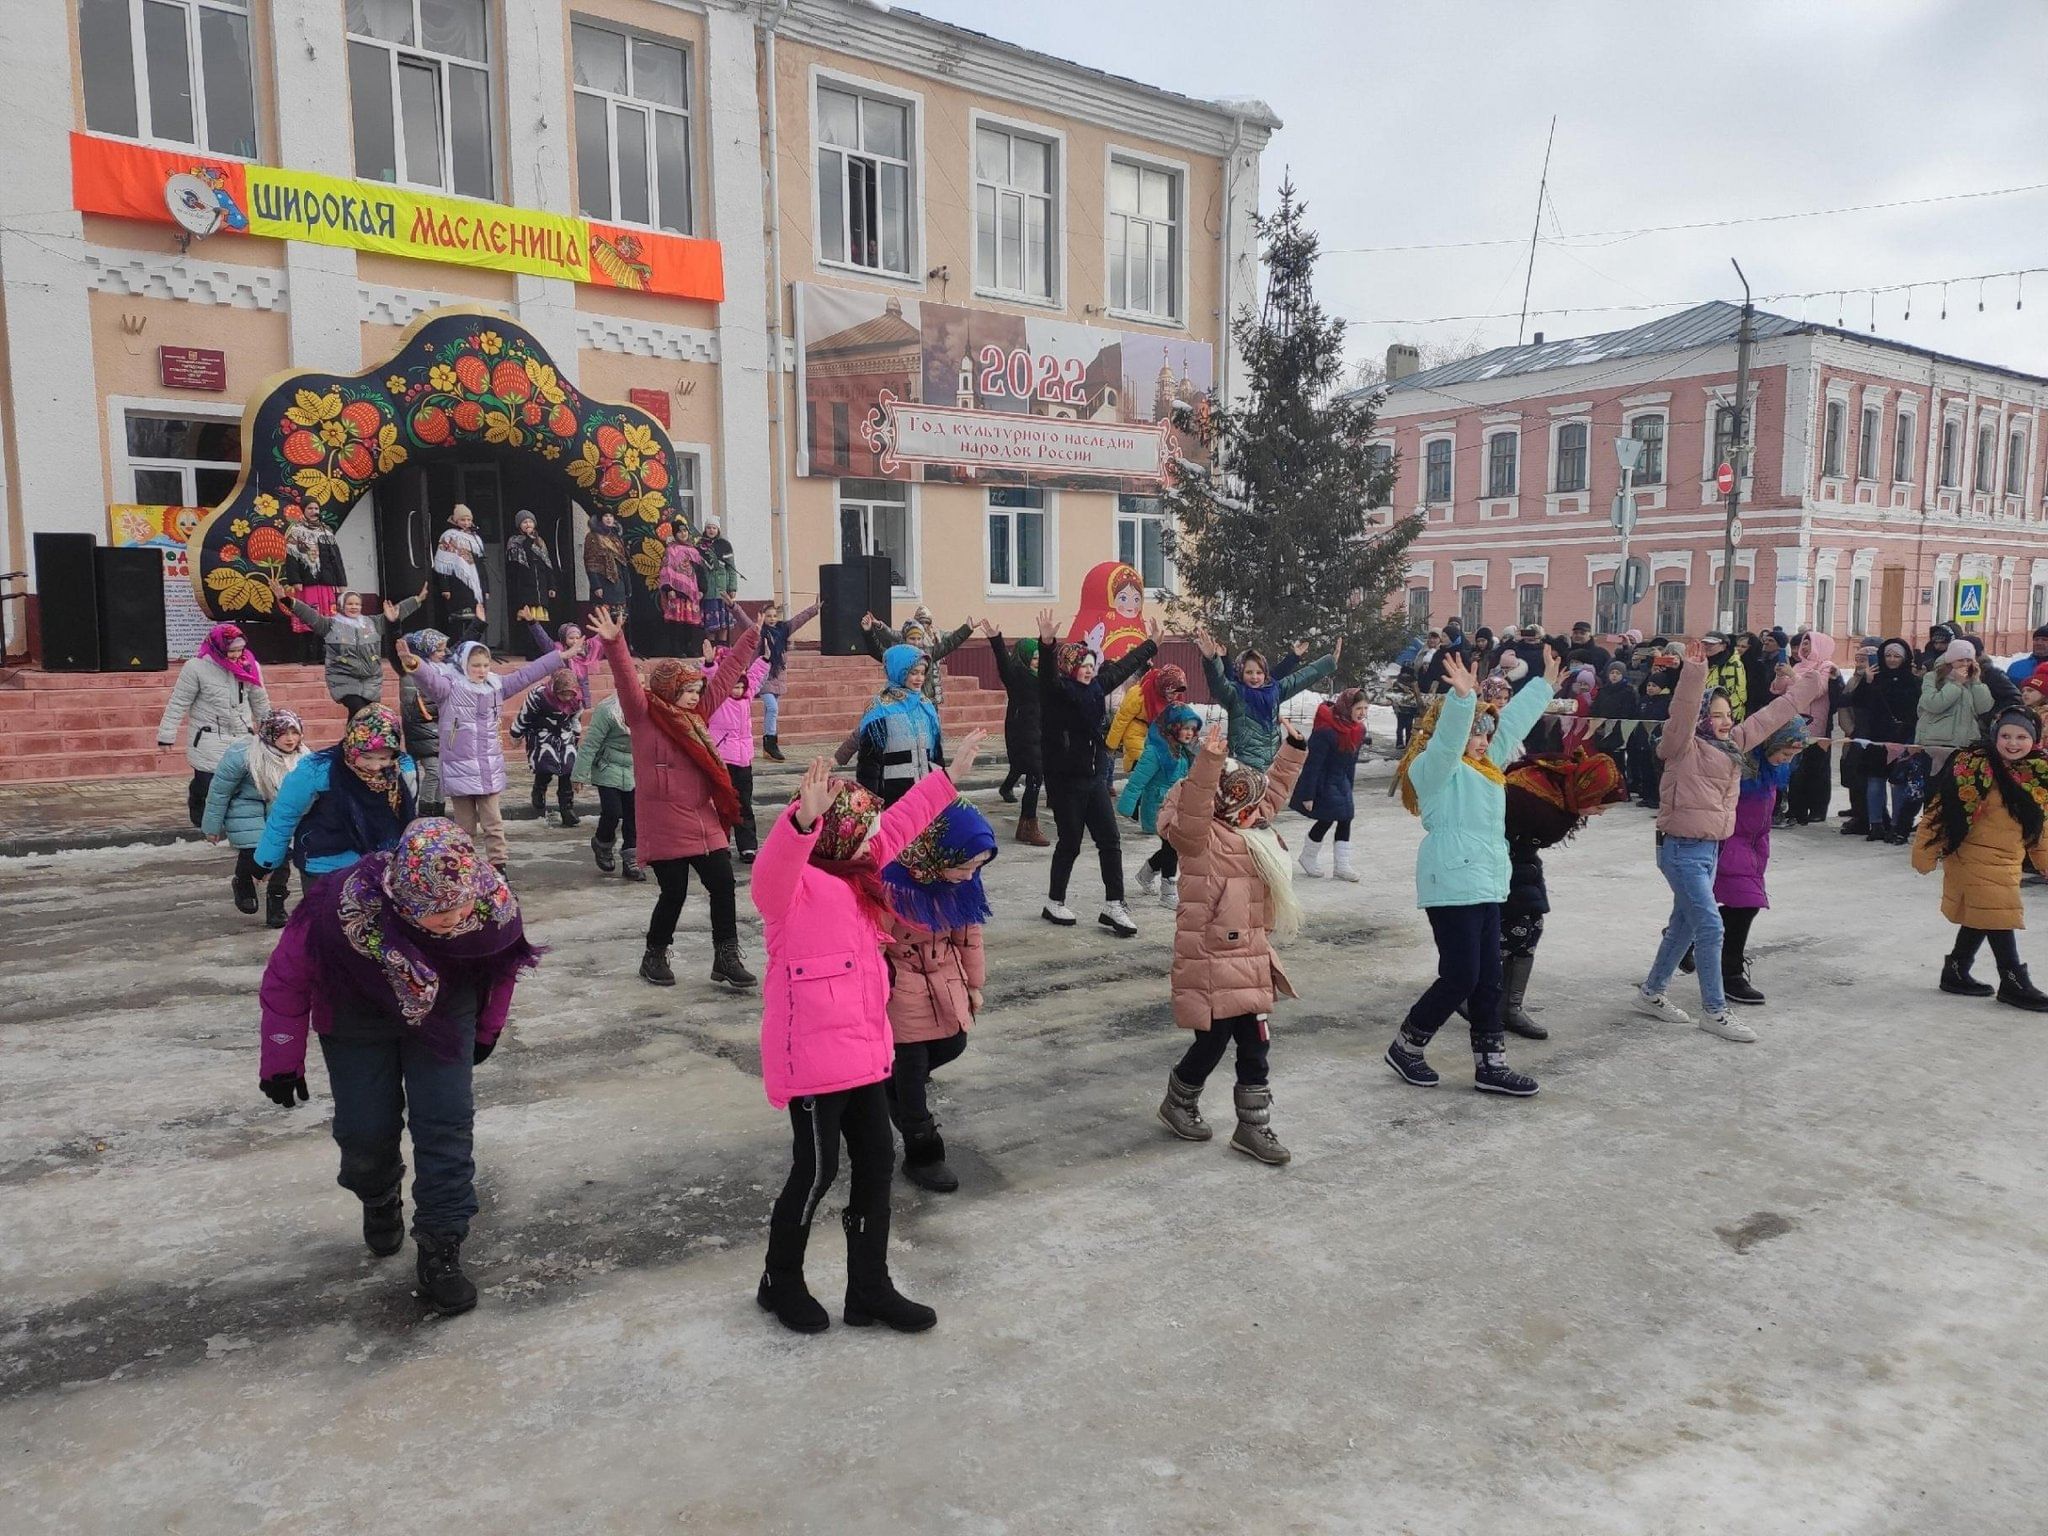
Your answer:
[256,818,540,1317]
[656,527,704,657]
[1106,662,1189,775]
[878,798,998,1194]
[254,706,418,881]
[750,735,987,1337]
[158,621,270,828]
[203,708,309,926]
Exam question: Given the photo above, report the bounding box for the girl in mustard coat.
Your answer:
[1914,707,2048,1009]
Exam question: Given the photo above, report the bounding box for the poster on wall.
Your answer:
[793,283,1213,492]
[109,505,211,659]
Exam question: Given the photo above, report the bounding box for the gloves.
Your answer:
[261,1072,309,1108]
[472,1037,496,1066]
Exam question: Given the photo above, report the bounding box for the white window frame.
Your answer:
[1421,434,1454,508]
[1103,144,1188,327]
[1484,429,1519,499]
[1975,418,1998,495]
[984,485,1055,598]
[1624,410,1666,487]
[1857,403,1881,481]
[835,476,918,598]
[810,66,924,286]
[109,396,243,506]
[1939,416,1962,489]
[971,109,1065,308]
[1551,419,1588,494]
[1894,406,1916,484]
[570,19,694,236]
[1115,492,1175,596]
[82,0,260,159]
[1822,396,1848,480]
[2009,425,2030,509]
[346,0,496,198]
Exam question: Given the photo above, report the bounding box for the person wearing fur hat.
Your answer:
[1292,687,1370,882]
[1917,638,1995,749]
[1385,647,1561,1095]
[879,798,997,1193]
[751,735,987,1335]
[510,667,586,828]
[256,818,541,1315]
[1633,639,1827,1042]
[1154,719,1308,1163]
[202,708,310,927]
[982,622,1048,845]
[1912,707,2048,1008]
[1686,719,1808,1006]
[1106,662,1190,775]
[1121,702,1204,909]
[848,644,946,806]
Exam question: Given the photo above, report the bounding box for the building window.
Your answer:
[1940,420,1961,488]
[669,452,701,529]
[1850,575,1868,634]
[1553,422,1587,493]
[1858,404,1880,480]
[1406,587,1430,632]
[1594,581,1621,635]
[126,412,241,505]
[1107,156,1179,321]
[1976,422,1997,493]
[2032,586,2046,632]
[1459,586,1484,634]
[986,486,1048,594]
[1894,410,1915,482]
[1628,414,1665,485]
[81,0,258,158]
[1485,431,1518,498]
[2008,429,2028,499]
[1423,438,1452,504]
[1814,576,1834,635]
[347,0,493,197]
[837,478,912,593]
[817,81,913,276]
[1935,577,1951,623]
[1116,493,1171,593]
[1364,443,1393,509]
[1655,580,1686,637]
[975,123,1057,302]
[1822,399,1847,478]
[1712,404,1741,474]
[1517,583,1543,630]
[572,22,692,235]
[1730,577,1750,635]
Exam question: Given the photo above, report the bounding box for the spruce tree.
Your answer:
[1163,177,1416,673]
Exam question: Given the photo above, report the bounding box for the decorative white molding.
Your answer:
[1510,556,1550,580]
[358,283,471,329]
[1406,560,1434,583]
[574,311,720,364]
[85,250,287,310]
[1451,558,1489,585]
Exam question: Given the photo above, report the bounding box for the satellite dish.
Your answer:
[164,173,223,247]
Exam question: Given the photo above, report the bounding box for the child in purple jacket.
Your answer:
[1689,720,1807,1007]
[257,819,539,1316]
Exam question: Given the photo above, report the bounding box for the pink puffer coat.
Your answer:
[1656,658,1825,842]
[882,916,985,1044]
[606,618,758,862]
[751,769,958,1108]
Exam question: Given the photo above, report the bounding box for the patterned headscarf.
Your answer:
[248,708,305,802]
[380,817,507,935]
[404,627,449,661]
[1478,672,1513,706]
[882,799,998,933]
[1056,640,1092,678]
[199,622,262,687]
[341,706,405,811]
[545,667,583,707]
[646,658,703,704]
[1214,759,1271,828]
[1140,663,1189,719]
[810,780,885,862]
[258,708,303,749]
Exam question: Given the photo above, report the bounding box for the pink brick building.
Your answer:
[1369,302,2048,652]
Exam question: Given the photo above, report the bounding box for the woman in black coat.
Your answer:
[982,622,1046,846]
[1845,635,1922,840]
[504,511,558,657]
[1590,661,1640,788]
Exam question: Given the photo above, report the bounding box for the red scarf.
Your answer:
[644,661,742,828]
[1315,697,1366,756]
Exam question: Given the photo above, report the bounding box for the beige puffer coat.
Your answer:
[1157,737,1306,1032]
[1912,783,2048,930]
[881,916,985,1044]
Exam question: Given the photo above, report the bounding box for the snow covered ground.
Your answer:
[3,780,2046,1534]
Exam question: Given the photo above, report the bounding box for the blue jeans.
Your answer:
[762,690,779,735]
[1863,770,1906,828]
[319,1025,478,1238]
[1644,836,1724,1013]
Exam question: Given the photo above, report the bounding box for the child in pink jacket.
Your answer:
[709,651,771,862]
[749,732,986,1338]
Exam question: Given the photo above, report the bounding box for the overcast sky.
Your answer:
[902,0,2048,380]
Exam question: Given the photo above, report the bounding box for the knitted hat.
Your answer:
[1992,706,2043,743]
[1941,638,1978,668]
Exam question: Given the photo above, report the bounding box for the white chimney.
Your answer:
[1385,343,1420,382]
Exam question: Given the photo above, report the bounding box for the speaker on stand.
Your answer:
[818,563,870,657]
[95,545,168,671]
[33,532,100,671]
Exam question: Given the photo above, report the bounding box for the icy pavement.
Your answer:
[3,787,2045,1534]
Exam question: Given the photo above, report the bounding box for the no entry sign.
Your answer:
[1715,460,1736,495]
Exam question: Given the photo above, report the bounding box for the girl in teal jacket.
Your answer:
[1384,648,1559,1097]
[1121,703,1202,908]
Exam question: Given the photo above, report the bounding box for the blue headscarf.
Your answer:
[1234,653,1283,730]
[881,799,998,932]
[1741,719,1806,797]
[1151,702,1203,755]
[403,628,449,661]
[858,643,941,742]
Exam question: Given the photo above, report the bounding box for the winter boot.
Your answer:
[1098,900,1139,937]
[999,776,1018,803]
[1865,818,1891,842]
[265,887,289,929]
[762,734,786,763]
[756,1220,828,1334]
[1135,859,1160,894]
[1331,842,1362,883]
[529,782,547,815]
[231,868,259,915]
[1501,952,1547,1039]
[711,941,759,990]
[1384,1035,1440,1087]
[414,1230,478,1316]
[1227,1083,1290,1165]
[558,798,582,829]
[1296,836,1327,879]
[620,846,647,882]
[840,1208,936,1332]
[1996,963,2048,1011]
[1473,1050,1540,1096]
[1723,962,1766,1006]
[1156,1070,1213,1141]
[1015,816,1049,847]
[1940,953,1994,997]
[639,945,676,987]
[362,1185,405,1257]
[1158,875,1180,911]
[591,833,616,873]
[898,1115,959,1193]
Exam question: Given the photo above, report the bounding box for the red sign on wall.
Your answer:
[627,387,671,428]
[159,346,227,392]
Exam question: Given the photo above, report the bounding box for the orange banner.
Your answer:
[72,132,723,303]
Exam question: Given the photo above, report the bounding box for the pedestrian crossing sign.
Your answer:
[1957,578,1987,622]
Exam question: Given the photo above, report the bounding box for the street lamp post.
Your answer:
[1614,432,1645,629]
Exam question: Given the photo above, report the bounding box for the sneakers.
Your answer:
[1041,899,1077,927]
[1134,861,1160,894]
[1158,876,1180,911]
[1384,1038,1439,1087]
[1296,838,1326,879]
[1632,988,1693,1025]
[1098,900,1138,937]
[1698,1010,1758,1043]
[1473,1056,1539,1096]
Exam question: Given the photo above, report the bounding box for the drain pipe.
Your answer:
[761,0,795,611]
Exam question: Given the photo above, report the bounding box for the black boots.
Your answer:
[756,1220,829,1334]
[1941,954,1995,997]
[840,1208,936,1332]
[529,783,547,815]
[414,1231,478,1315]
[1997,963,2048,1011]
[711,941,758,990]
[557,800,582,829]
[639,945,675,986]
[1501,953,1546,1039]
[762,734,785,763]
[1723,964,1766,1006]
[591,832,617,873]
[264,887,289,929]
[362,1187,405,1257]
[620,846,646,882]
[898,1115,959,1193]
[231,869,259,915]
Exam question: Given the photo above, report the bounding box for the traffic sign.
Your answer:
[1957,578,1987,622]
[1611,492,1637,534]
[1715,461,1736,495]
[1729,519,1743,546]
[1617,555,1650,608]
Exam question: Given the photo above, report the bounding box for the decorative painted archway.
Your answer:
[188,306,689,618]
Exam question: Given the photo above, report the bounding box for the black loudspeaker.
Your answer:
[95,546,168,672]
[859,554,893,626]
[34,532,100,671]
[819,563,870,656]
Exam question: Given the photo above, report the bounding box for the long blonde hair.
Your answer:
[1238,824,1303,945]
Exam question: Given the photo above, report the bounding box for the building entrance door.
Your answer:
[1879,566,1906,638]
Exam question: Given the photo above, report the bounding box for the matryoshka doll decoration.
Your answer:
[1065,560,1147,662]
